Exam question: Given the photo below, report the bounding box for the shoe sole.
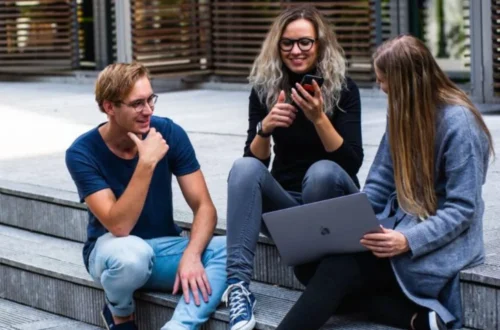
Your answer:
[429,311,446,330]
[100,311,112,330]
[233,315,256,330]
[232,300,257,330]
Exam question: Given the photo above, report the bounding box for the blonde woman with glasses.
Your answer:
[276,35,494,330]
[222,5,364,330]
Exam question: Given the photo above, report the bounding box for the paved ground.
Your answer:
[1,81,499,231]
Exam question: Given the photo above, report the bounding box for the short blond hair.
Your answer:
[95,62,151,113]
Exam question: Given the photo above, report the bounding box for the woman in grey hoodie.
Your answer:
[276,35,494,330]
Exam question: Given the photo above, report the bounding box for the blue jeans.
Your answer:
[226,157,359,284]
[88,234,227,330]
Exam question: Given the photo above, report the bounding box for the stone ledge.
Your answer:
[2,181,500,292]
[0,179,274,245]
[0,224,403,330]
[0,298,103,330]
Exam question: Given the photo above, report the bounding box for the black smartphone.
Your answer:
[300,74,324,95]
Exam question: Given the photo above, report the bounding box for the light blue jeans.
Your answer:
[88,234,227,330]
[226,157,359,284]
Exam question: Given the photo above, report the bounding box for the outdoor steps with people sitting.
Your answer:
[0,180,497,330]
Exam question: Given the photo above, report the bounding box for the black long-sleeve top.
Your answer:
[243,75,364,192]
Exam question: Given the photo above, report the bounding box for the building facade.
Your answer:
[0,0,498,104]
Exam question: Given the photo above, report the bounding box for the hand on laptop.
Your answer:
[360,227,409,258]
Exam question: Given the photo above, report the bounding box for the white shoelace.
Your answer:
[222,282,252,323]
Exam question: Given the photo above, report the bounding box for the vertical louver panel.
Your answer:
[0,0,77,73]
[492,0,500,96]
[211,1,376,83]
[131,0,212,77]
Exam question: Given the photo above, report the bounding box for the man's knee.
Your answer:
[95,235,154,286]
[228,157,267,186]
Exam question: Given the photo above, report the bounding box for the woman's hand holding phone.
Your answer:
[292,79,324,124]
[261,90,297,134]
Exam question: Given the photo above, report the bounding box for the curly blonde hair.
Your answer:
[249,5,346,114]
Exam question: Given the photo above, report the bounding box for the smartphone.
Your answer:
[300,74,324,95]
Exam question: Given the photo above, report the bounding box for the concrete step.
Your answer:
[0,298,102,329]
[0,224,404,330]
[0,280,475,330]
[0,182,499,329]
[0,181,303,290]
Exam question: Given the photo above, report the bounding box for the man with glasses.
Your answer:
[66,62,227,330]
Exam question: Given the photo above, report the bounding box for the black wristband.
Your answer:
[257,121,271,138]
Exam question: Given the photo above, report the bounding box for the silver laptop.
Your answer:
[262,192,393,266]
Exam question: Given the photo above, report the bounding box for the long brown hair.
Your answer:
[249,5,346,114]
[373,35,494,218]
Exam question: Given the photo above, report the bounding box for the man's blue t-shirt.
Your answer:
[65,116,200,270]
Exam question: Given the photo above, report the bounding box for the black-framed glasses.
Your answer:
[278,38,317,52]
[118,94,158,112]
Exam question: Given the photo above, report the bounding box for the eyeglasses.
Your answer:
[118,94,158,112]
[278,38,317,52]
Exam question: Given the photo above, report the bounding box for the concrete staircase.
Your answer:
[0,298,102,329]
[0,181,497,330]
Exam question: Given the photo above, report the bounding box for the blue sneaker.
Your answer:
[412,310,447,330]
[100,304,138,330]
[222,281,256,330]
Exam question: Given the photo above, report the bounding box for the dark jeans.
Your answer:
[226,157,359,284]
[276,252,423,330]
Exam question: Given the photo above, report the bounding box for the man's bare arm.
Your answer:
[180,170,217,253]
[173,169,217,305]
[85,128,168,237]
[85,161,155,237]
